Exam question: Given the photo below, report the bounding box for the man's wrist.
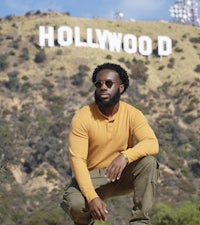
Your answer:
[121,153,129,164]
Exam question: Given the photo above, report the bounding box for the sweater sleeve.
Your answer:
[69,116,99,203]
[122,110,159,162]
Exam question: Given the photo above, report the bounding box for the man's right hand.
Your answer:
[89,197,108,222]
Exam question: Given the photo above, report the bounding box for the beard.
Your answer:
[95,89,121,107]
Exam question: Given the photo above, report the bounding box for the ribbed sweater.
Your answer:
[69,101,159,202]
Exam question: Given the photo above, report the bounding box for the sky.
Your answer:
[0,0,199,21]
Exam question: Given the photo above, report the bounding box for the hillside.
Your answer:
[0,11,200,225]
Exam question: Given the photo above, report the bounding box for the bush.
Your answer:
[42,93,65,115]
[56,49,62,55]
[12,38,21,49]
[41,78,54,90]
[105,54,112,59]
[174,47,183,53]
[0,54,8,71]
[130,60,148,83]
[46,169,58,180]
[158,65,165,70]
[25,207,66,225]
[20,47,29,61]
[6,70,21,92]
[189,37,200,44]
[167,57,175,69]
[152,198,200,225]
[194,64,200,73]
[152,202,176,225]
[78,64,90,72]
[118,57,125,63]
[183,115,196,124]
[5,15,14,20]
[70,64,90,86]
[34,49,46,63]
[0,122,16,163]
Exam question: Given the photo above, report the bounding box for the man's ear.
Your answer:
[120,84,125,94]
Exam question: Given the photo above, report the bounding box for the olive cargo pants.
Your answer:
[61,156,159,225]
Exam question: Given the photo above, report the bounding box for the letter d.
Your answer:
[158,36,172,56]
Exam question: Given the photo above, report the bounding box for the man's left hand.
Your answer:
[105,154,128,182]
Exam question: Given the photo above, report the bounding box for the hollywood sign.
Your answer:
[39,26,172,57]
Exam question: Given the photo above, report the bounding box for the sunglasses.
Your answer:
[94,79,121,88]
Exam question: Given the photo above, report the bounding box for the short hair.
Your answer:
[92,63,129,94]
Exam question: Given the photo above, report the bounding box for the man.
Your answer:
[61,63,159,225]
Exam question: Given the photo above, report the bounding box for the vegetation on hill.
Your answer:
[0,11,199,225]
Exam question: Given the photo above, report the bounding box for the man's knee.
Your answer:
[61,193,91,225]
[139,156,158,169]
[141,156,159,182]
[133,156,159,179]
[61,194,86,216]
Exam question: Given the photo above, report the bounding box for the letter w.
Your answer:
[108,32,122,52]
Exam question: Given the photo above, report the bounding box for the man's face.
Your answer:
[94,69,124,107]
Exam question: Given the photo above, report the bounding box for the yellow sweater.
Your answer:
[69,101,159,202]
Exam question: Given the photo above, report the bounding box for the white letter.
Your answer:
[108,32,122,52]
[123,34,137,54]
[87,28,99,48]
[96,29,109,50]
[74,27,87,47]
[138,36,152,56]
[58,26,73,46]
[158,36,172,56]
[39,26,54,47]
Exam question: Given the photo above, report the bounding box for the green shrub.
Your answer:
[0,54,8,71]
[0,122,15,163]
[56,49,63,55]
[105,54,112,59]
[42,93,65,115]
[5,15,14,20]
[21,82,32,92]
[152,198,200,225]
[46,169,58,180]
[194,64,200,73]
[183,115,196,124]
[12,38,21,49]
[130,60,148,83]
[25,207,66,225]
[78,64,90,72]
[118,57,125,62]
[6,70,21,92]
[158,65,165,70]
[167,57,175,69]
[41,78,54,90]
[189,37,200,44]
[152,202,176,225]
[174,47,183,53]
[34,49,46,63]
[70,65,89,86]
[20,47,29,61]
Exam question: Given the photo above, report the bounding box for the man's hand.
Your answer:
[89,197,108,221]
[105,153,128,182]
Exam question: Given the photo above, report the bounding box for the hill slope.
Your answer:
[0,12,200,225]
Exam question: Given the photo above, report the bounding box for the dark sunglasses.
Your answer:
[94,79,121,88]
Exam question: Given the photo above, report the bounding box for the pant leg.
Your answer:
[95,156,159,225]
[60,169,108,225]
[61,156,159,225]
[60,177,92,225]
[128,156,159,225]
[94,156,159,225]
